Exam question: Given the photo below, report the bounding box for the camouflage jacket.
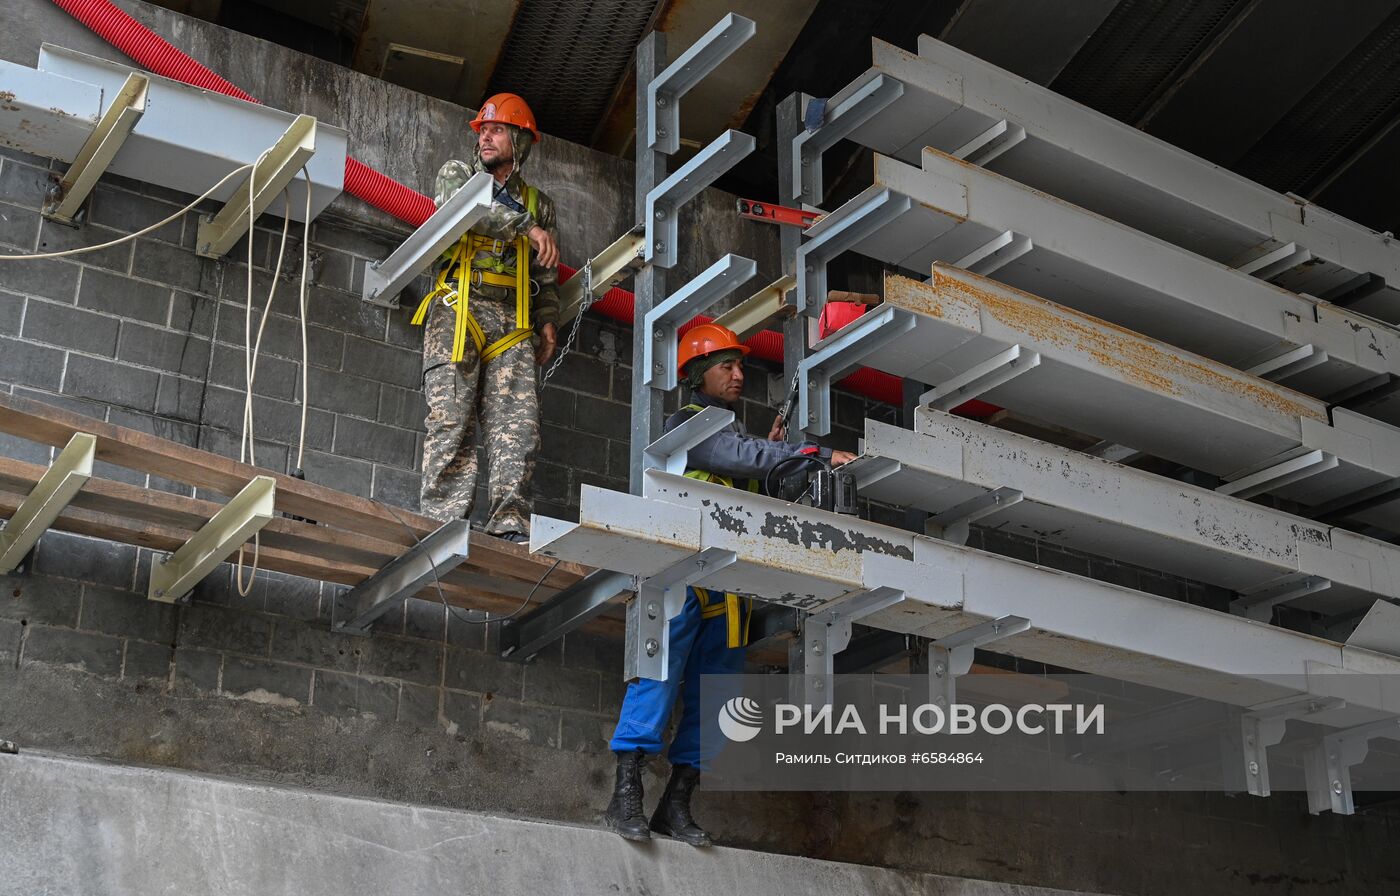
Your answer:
[432,158,561,328]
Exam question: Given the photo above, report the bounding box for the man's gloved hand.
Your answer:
[527,224,559,268]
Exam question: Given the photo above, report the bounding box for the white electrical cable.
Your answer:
[296,166,312,471]
[0,164,255,261]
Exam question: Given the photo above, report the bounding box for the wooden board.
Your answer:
[0,392,589,589]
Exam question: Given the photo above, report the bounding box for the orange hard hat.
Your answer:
[471,93,541,142]
[677,323,749,376]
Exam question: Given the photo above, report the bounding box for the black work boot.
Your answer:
[604,750,651,842]
[649,764,711,847]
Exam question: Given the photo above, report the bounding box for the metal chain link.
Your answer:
[540,258,594,387]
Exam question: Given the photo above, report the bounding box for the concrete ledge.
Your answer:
[0,750,1106,896]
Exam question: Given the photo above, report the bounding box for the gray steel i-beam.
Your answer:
[630,32,668,494]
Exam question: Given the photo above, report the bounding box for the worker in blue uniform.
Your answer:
[603,323,855,846]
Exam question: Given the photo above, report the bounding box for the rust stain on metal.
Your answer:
[888,269,1326,422]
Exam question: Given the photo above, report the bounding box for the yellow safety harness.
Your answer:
[411,184,538,364]
[679,403,757,648]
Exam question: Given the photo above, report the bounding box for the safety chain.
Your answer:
[540,258,594,387]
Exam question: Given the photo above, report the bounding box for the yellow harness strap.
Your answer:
[679,407,754,649]
[411,184,538,364]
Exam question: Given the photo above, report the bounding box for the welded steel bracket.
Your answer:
[925,487,1024,546]
[1231,575,1333,622]
[1245,344,1330,382]
[1236,242,1312,282]
[796,188,911,315]
[642,253,757,388]
[43,72,148,225]
[626,548,737,682]
[1302,717,1400,814]
[1240,694,1343,797]
[360,171,494,308]
[332,519,473,636]
[197,115,317,258]
[713,274,798,341]
[0,433,95,574]
[921,345,1042,412]
[791,74,904,205]
[789,587,906,706]
[925,615,1031,708]
[953,230,1033,277]
[558,226,646,324]
[641,406,734,475]
[797,305,916,436]
[646,130,756,268]
[951,119,1027,168]
[500,569,635,662]
[1217,449,1338,500]
[646,13,756,155]
[148,476,276,603]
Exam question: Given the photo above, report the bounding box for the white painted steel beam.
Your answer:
[855,150,1400,410]
[24,45,346,223]
[43,72,148,225]
[0,433,95,573]
[864,269,1400,518]
[531,475,1400,725]
[360,172,494,308]
[148,476,276,603]
[849,410,1400,619]
[840,38,1400,324]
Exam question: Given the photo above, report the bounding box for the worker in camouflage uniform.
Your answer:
[414,93,560,542]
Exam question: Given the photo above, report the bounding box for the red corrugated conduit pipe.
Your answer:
[50,0,998,414]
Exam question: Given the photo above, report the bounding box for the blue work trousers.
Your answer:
[608,587,747,769]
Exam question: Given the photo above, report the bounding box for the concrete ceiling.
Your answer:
[148,0,1400,237]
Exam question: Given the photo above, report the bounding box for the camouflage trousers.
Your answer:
[419,288,539,533]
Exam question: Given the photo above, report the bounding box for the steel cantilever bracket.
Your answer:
[797,305,916,436]
[641,406,734,475]
[197,115,318,259]
[1239,694,1343,797]
[790,587,906,706]
[646,129,756,268]
[923,615,1030,708]
[361,171,495,308]
[626,547,737,682]
[44,72,148,225]
[0,433,96,573]
[1302,717,1400,815]
[333,519,473,636]
[796,187,910,315]
[642,253,757,388]
[647,13,756,154]
[790,74,904,205]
